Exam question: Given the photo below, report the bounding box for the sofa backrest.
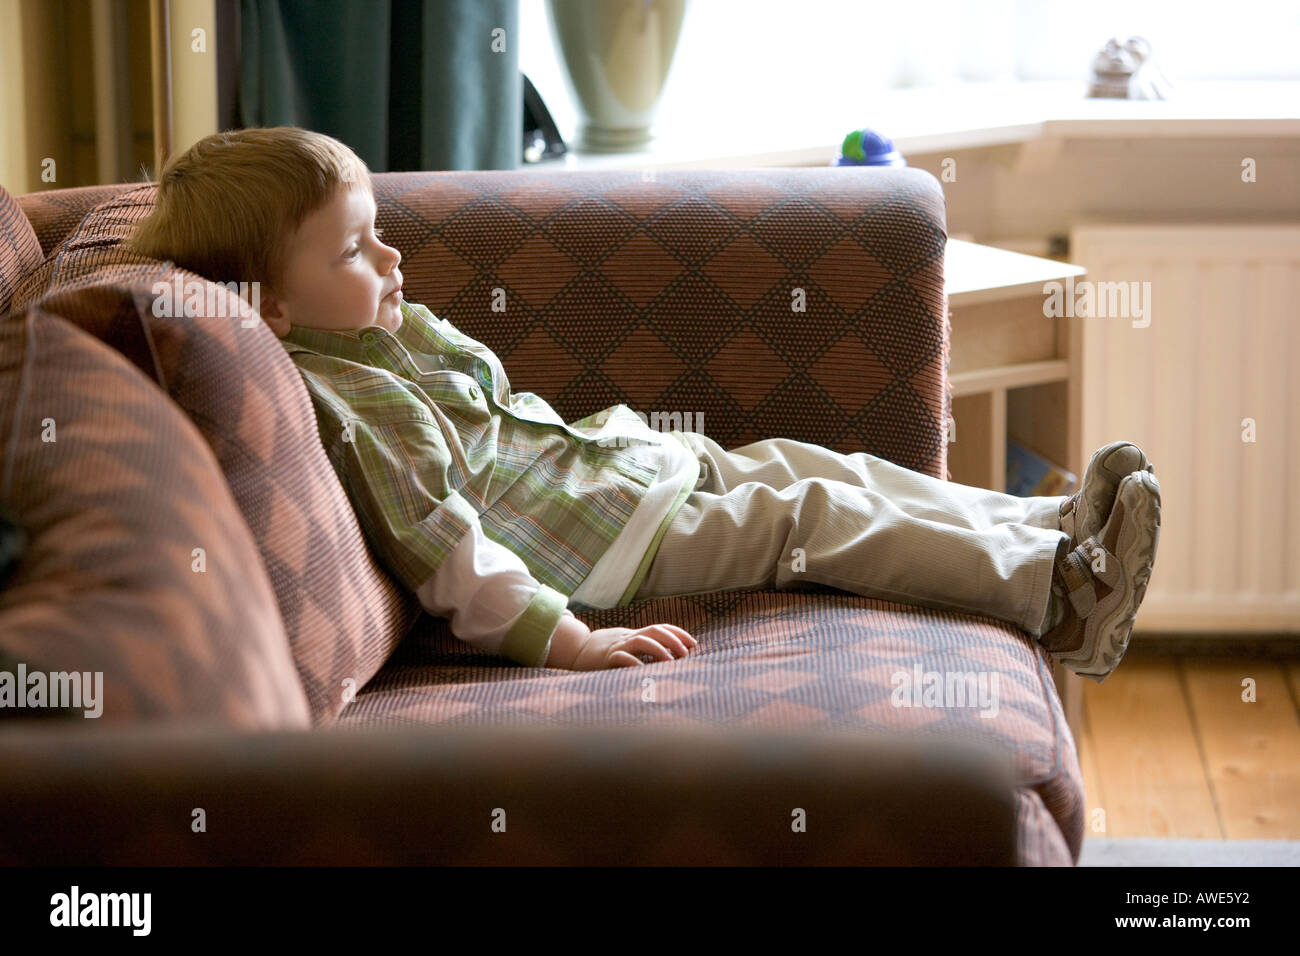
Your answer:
[16,168,953,479]
[14,184,136,259]
[373,167,953,477]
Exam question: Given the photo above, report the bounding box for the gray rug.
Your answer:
[1079,838,1300,866]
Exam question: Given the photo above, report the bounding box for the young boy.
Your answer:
[128,127,1161,681]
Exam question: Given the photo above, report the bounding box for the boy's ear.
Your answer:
[258,289,291,338]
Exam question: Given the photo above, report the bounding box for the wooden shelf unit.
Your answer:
[943,239,1089,733]
[944,240,1086,495]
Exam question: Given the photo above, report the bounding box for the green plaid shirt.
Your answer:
[280,299,693,666]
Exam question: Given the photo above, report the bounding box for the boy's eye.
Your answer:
[346,247,360,259]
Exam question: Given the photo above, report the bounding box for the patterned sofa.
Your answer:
[0,168,1085,865]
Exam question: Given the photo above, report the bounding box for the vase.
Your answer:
[545,0,688,152]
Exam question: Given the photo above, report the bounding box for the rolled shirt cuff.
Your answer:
[500,583,571,667]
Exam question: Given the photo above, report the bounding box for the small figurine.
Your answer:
[1088,36,1173,100]
[834,128,907,167]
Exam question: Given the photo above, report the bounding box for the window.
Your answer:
[520,0,1300,145]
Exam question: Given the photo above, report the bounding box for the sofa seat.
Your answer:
[345,590,1084,865]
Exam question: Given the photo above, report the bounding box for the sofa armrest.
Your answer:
[0,722,1016,865]
[378,168,951,478]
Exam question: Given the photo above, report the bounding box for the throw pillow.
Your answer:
[0,308,312,726]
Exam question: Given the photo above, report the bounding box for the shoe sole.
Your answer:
[1070,441,1153,544]
[1059,470,1161,682]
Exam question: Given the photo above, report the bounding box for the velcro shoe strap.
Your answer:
[1057,536,1122,619]
[1057,547,1096,619]
[1078,534,1122,589]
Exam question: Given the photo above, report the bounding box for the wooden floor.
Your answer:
[1076,651,1300,840]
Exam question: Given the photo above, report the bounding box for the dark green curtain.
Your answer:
[238,0,521,171]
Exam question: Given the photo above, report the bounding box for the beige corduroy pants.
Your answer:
[633,431,1070,636]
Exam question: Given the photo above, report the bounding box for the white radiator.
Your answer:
[1069,224,1300,632]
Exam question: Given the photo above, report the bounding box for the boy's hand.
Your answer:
[546,613,696,670]
[576,624,697,670]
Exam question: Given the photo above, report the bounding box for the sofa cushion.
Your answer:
[0,308,311,726]
[349,589,1084,866]
[18,185,422,724]
[0,185,44,316]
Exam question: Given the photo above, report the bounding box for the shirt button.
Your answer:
[468,387,479,400]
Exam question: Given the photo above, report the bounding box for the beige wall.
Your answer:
[0,0,28,193]
[168,0,218,160]
[904,136,1300,245]
[1,0,68,195]
[0,0,217,195]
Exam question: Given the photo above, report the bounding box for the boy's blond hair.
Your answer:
[126,127,372,292]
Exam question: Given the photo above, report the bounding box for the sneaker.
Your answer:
[1059,441,1154,548]
[1040,469,1161,682]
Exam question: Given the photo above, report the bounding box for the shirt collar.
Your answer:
[280,299,442,362]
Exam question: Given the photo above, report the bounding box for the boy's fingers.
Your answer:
[663,624,697,646]
[648,623,692,642]
[626,634,677,662]
[607,650,644,668]
[638,626,691,657]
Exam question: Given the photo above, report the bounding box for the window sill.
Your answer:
[522,80,1300,172]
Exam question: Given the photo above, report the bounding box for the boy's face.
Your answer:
[259,185,404,337]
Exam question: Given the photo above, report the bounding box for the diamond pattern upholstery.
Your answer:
[0,309,311,726]
[0,185,44,316]
[369,169,953,475]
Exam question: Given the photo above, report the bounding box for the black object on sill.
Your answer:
[523,73,567,164]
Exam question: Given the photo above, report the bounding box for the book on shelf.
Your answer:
[1006,438,1078,497]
